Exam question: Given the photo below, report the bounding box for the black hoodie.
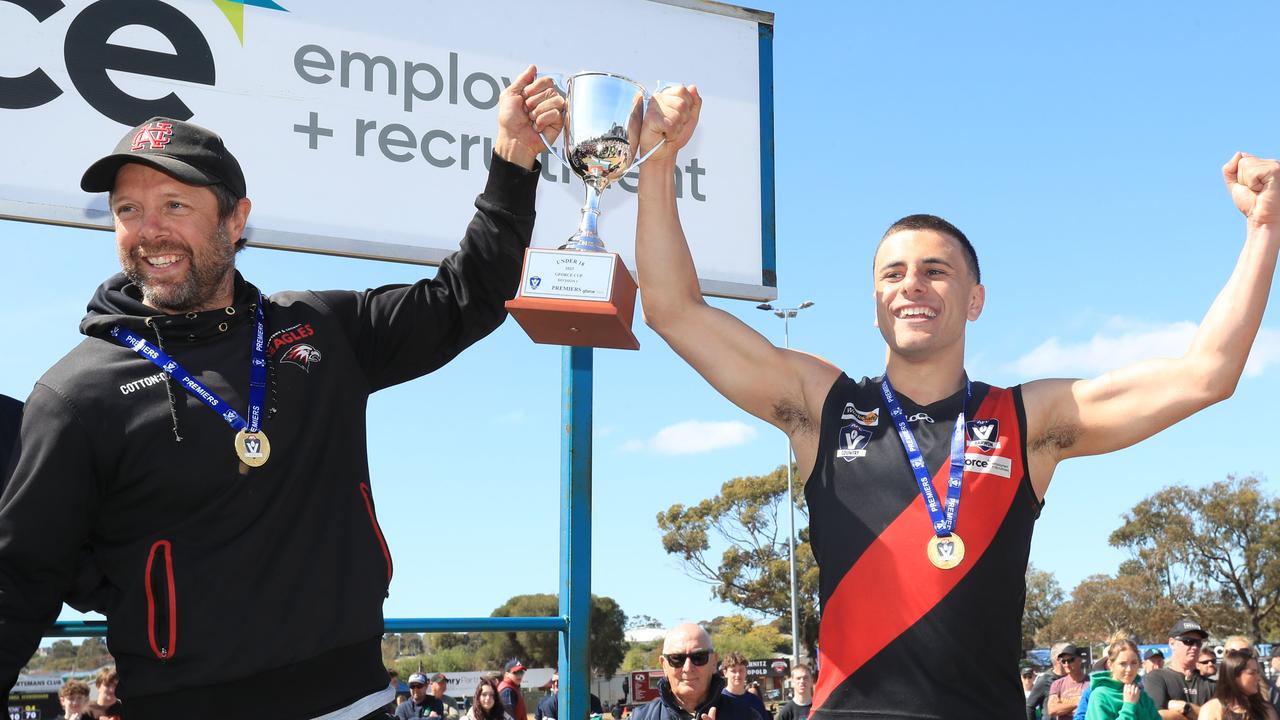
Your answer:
[0,155,538,718]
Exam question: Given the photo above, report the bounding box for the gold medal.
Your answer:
[926,533,965,570]
[234,428,271,467]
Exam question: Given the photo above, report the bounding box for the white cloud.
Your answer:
[620,420,758,455]
[1008,319,1280,378]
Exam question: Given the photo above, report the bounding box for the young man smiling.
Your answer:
[0,65,563,720]
[633,86,1280,720]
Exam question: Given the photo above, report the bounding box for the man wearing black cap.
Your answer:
[0,65,563,720]
[397,673,446,720]
[1046,644,1088,720]
[429,673,459,719]
[1144,619,1216,719]
[1145,649,1166,675]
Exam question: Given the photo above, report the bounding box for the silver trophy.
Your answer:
[506,71,670,350]
[540,72,666,251]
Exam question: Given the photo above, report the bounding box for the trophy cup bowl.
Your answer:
[505,72,669,351]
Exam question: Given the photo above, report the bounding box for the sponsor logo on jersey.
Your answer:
[966,419,1001,451]
[907,412,933,423]
[963,452,1012,478]
[836,423,873,461]
[840,402,879,427]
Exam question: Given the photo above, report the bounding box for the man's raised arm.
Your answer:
[1023,153,1280,496]
[635,87,840,456]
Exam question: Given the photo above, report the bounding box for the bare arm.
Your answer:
[1046,692,1079,717]
[635,87,840,468]
[1023,154,1280,497]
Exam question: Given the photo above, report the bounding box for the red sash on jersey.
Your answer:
[810,386,1025,713]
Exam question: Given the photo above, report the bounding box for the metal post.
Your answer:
[559,346,592,720]
[782,314,799,669]
[756,301,813,668]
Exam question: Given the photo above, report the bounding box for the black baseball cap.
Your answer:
[81,117,246,198]
[1143,649,1164,660]
[1169,619,1208,639]
[1056,644,1082,660]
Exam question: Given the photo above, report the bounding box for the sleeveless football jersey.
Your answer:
[806,374,1041,720]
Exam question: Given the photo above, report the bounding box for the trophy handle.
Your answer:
[535,72,572,171]
[539,131,571,171]
[631,137,666,169]
[630,81,680,170]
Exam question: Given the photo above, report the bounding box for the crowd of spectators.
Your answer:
[1026,620,1279,720]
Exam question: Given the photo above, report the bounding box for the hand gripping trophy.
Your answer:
[505,72,668,350]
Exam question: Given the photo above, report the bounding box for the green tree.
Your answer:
[486,593,628,677]
[1109,475,1280,641]
[707,614,788,659]
[1022,563,1064,650]
[622,641,662,672]
[656,464,818,659]
[47,640,75,661]
[1035,563,1182,646]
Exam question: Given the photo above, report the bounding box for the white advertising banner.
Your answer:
[0,0,776,299]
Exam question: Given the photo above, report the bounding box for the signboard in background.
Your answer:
[747,657,790,677]
[629,669,664,704]
[0,0,776,300]
[8,675,65,719]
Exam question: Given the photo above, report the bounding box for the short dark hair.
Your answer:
[877,214,980,284]
[209,182,248,251]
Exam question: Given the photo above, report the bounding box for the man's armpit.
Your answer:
[1030,421,1080,455]
[773,399,814,436]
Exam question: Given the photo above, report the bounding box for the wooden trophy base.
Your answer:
[505,248,640,350]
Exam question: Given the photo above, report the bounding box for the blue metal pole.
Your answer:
[559,345,592,720]
[50,616,569,638]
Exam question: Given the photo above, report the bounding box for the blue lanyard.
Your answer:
[880,376,970,538]
[110,297,267,434]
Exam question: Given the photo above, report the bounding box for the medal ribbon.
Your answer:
[880,376,970,537]
[110,297,267,434]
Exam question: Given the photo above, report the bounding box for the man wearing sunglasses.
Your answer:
[630,624,762,720]
[1143,619,1216,719]
[1046,645,1089,720]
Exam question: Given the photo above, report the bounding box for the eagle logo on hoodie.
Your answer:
[280,343,321,372]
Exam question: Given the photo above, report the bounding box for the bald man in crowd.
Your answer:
[630,624,761,720]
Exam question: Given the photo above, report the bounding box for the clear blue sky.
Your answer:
[4,1,1280,635]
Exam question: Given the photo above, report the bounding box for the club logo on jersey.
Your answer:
[280,343,322,372]
[908,412,934,423]
[966,419,1001,451]
[267,323,318,362]
[963,452,1012,478]
[836,423,873,461]
[840,403,879,427]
